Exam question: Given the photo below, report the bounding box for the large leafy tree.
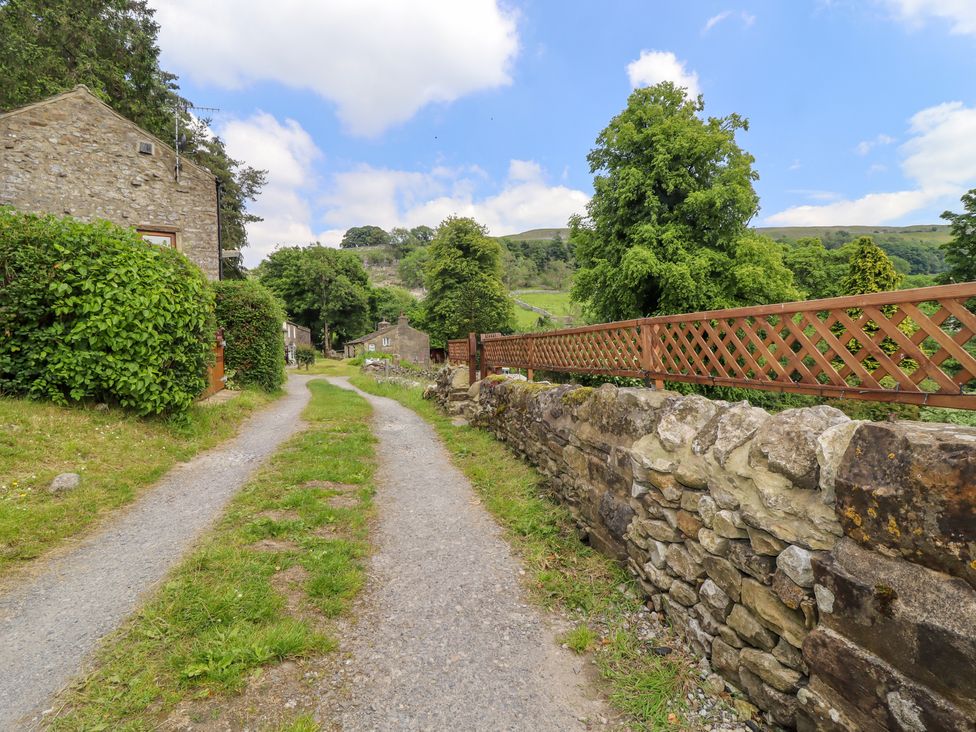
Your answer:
[258,245,372,346]
[783,238,853,300]
[0,0,265,263]
[843,237,903,295]
[940,189,976,284]
[418,217,514,347]
[571,82,797,320]
[369,286,418,325]
[340,225,391,249]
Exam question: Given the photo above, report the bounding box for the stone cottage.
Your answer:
[283,321,312,364]
[0,85,221,279]
[344,315,430,366]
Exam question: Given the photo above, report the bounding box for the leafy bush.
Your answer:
[295,344,316,369]
[0,209,214,414]
[213,279,285,391]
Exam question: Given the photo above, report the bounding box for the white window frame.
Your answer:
[382,336,391,348]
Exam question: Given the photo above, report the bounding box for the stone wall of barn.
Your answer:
[0,86,219,279]
[430,369,976,731]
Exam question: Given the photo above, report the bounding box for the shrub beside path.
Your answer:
[321,377,611,730]
[0,375,316,730]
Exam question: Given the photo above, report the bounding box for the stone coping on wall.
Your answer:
[428,368,976,731]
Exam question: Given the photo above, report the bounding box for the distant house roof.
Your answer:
[0,85,216,182]
[345,323,396,346]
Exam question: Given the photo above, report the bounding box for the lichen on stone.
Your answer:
[561,386,594,406]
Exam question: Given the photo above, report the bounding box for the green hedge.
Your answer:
[213,279,285,391]
[0,208,215,414]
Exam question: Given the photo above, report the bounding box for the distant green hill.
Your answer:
[501,228,572,242]
[755,224,950,247]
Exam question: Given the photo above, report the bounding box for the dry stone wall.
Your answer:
[430,370,976,731]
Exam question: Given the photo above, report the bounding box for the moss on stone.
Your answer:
[561,387,594,406]
[517,381,558,395]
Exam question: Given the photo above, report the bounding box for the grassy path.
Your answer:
[44,378,374,731]
[0,388,276,575]
[349,374,708,730]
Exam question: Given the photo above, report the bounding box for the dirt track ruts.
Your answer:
[0,374,316,730]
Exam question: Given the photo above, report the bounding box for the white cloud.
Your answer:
[703,11,733,32]
[702,10,755,33]
[219,114,589,265]
[321,161,589,239]
[788,189,843,202]
[882,0,976,36]
[767,100,976,225]
[219,112,323,264]
[151,0,519,136]
[855,133,895,155]
[627,51,700,98]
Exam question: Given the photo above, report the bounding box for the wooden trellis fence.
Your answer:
[474,282,976,410]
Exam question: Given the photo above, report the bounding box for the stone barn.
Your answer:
[344,315,430,366]
[0,85,221,279]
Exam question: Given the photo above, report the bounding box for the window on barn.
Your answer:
[368,343,376,352]
[138,230,176,248]
[382,336,391,348]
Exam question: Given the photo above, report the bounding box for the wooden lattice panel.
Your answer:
[447,338,470,365]
[479,283,976,409]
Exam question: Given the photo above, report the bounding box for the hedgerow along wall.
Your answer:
[430,368,976,731]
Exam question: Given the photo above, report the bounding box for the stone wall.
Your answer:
[431,371,976,731]
[0,86,219,279]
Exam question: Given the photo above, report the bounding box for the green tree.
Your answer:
[571,82,797,320]
[0,0,265,259]
[258,245,372,346]
[340,225,391,249]
[783,238,850,300]
[369,285,418,325]
[388,227,419,258]
[843,237,903,295]
[940,189,976,284]
[398,246,430,289]
[417,217,515,347]
[410,225,435,245]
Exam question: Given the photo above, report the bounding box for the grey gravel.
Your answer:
[0,375,316,730]
[323,377,610,731]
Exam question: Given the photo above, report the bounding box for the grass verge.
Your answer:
[299,358,361,377]
[349,374,698,730]
[0,388,277,575]
[47,380,374,731]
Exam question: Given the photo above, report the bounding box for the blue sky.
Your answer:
[149,1,976,267]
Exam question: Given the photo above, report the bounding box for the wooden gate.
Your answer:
[201,329,226,399]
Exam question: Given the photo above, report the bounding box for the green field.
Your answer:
[512,302,543,330]
[515,290,577,318]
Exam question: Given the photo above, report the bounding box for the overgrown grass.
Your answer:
[300,358,361,377]
[0,389,277,575]
[349,375,697,730]
[48,381,374,731]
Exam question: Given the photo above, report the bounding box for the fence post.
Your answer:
[467,332,478,385]
[527,336,535,381]
[639,321,665,390]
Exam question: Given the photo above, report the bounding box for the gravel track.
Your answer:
[322,377,610,731]
[0,374,316,730]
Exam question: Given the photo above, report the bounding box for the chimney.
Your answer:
[378,319,391,330]
[398,312,409,326]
